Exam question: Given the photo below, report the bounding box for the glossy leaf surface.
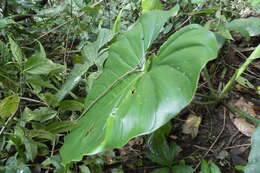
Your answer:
[245,126,260,173]
[61,6,218,165]
[225,17,260,37]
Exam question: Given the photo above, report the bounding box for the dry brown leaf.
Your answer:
[182,114,202,138]
[233,97,256,117]
[229,97,258,136]
[233,117,255,137]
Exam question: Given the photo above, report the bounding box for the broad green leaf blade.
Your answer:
[248,44,260,60]
[225,17,260,37]
[245,126,260,173]
[22,107,57,122]
[61,7,180,164]
[5,156,31,173]
[8,37,23,64]
[0,94,20,119]
[15,126,38,161]
[60,8,218,165]
[201,160,210,173]
[147,124,181,167]
[84,6,180,110]
[248,0,260,9]
[59,100,84,111]
[24,55,64,75]
[28,129,56,141]
[96,28,114,50]
[45,121,77,134]
[141,0,163,12]
[210,162,222,173]
[0,18,16,29]
[55,62,91,102]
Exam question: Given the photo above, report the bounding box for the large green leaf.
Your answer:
[60,6,218,165]
[22,107,57,122]
[245,126,260,173]
[225,17,260,37]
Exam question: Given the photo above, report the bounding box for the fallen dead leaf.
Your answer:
[233,117,255,137]
[233,97,257,117]
[182,114,202,138]
[229,97,258,136]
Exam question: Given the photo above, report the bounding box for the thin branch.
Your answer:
[194,107,226,171]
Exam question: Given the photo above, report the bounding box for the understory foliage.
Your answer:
[0,0,260,172]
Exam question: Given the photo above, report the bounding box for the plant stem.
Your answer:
[203,67,217,97]
[222,102,260,125]
[221,45,260,97]
[193,100,218,105]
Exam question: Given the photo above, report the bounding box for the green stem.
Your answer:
[222,102,260,125]
[203,68,217,98]
[195,93,211,98]
[193,100,218,105]
[221,45,260,97]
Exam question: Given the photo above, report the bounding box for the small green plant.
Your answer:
[60,6,219,165]
[147,124,194,173]
[200,160,222,173]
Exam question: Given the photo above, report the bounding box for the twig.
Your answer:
[193,145,214,152]
[0,112,17,136]
[224,143,251,150]
[202,68,219,99]
[20,97,48,106]
[46,140,56,173]
[194,107,226,171]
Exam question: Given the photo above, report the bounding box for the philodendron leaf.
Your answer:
[225,17,260,37]
[61,6,218,165]
[245,126,260,173]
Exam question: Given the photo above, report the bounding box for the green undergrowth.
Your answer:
[0,0,260,172]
